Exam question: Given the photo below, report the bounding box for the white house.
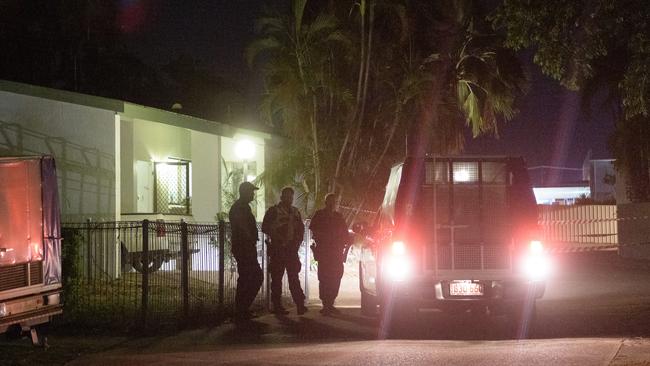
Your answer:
[0,80,270,223]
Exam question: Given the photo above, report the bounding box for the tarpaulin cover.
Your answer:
[0,158,43,266]
[0,156,61,285]
[41,156,62,285]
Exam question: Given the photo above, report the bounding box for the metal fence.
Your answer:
[60,219,310,332]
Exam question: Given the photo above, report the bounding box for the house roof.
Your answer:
[0,79,272,140]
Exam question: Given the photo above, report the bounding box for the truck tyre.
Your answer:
[359,262,377,316]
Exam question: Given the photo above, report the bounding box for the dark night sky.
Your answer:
[121,1,615,169]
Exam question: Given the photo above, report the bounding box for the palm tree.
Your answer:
[246,0,351,209]
[415,0,528,154]
[249,0,528,219]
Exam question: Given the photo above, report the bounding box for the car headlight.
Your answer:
[522,240,552,281]
[385,241,411,281]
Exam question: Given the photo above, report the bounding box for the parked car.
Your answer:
[356,156,549,337]
[0,156,63,345]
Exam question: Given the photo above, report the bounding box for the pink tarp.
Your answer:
[0,159,43,266]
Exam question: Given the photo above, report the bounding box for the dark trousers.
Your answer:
[234,251,263,314]
[269,250,305,307]
[317,257,344,307]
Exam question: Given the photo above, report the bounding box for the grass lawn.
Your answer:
[0,331,128,366]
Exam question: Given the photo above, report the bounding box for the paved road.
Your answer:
[64,252,650,365]
[69,339,646,366]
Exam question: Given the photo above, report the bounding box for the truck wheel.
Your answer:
[359,262,377,316]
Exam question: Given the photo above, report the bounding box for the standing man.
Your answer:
[262,186,308,315]
[309,193,351,315]
[229,181,263,321]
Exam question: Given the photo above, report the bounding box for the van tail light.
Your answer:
[530,240,544,254]
[385,241,411,281]
[522,240,552,281]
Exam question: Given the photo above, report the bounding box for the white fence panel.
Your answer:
[538,205,618,251]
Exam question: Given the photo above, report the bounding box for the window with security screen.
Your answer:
[425,161,449,184]
[154,162,191,214]
[452,162,479,183]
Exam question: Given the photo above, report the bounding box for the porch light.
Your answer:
[235,139,256,161]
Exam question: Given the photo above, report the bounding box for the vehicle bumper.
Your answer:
[0,290,63,333]
[384,278,545,308]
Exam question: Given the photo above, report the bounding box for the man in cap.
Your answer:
[262,186,308,315]
[229,181,263,321]
[309,193,351,315]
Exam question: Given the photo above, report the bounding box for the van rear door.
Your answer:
[419,158,514,277]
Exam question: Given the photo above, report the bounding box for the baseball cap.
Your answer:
[239,181,259,194]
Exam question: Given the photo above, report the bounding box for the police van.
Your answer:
[357,156,549,336]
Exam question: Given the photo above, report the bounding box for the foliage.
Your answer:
[493,0,650,202]
[216,157,242,222]
[574,194,616,205]
[248,0,527,218]
[610,116,650,202]
[61,228,83,308]
[247,0,353,210]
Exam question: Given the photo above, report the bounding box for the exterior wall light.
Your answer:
[234,139,256,161]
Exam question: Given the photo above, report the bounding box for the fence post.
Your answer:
[304,219,310,302]
[218,220,225,314]
[261,231,268,310]
[141,219,149,329]
[264,233,271,311]
[86,218,91,280]
[181,220,189,323]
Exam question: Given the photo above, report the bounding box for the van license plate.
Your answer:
[449,282,484,296]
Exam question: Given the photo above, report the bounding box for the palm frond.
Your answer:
[293,0,307,34]
[255,16,286,34]
[246,37,283,66]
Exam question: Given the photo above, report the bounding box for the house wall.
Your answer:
[120,118,191,215]
[120,119,135,213]
[121,120,227,222]
[590,160,616,202]
[132,118,191,162]
[191,131,220,222]
[0,90,116,221]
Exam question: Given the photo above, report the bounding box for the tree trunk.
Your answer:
[347,1,375,169]
[332,0,376,195]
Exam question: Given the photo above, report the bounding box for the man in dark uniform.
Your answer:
[229,181,263,321]
[309,193,351,315]
[262,186,308,315]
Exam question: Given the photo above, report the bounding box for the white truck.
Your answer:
[357,156,550,337]
[0,156,63,345]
